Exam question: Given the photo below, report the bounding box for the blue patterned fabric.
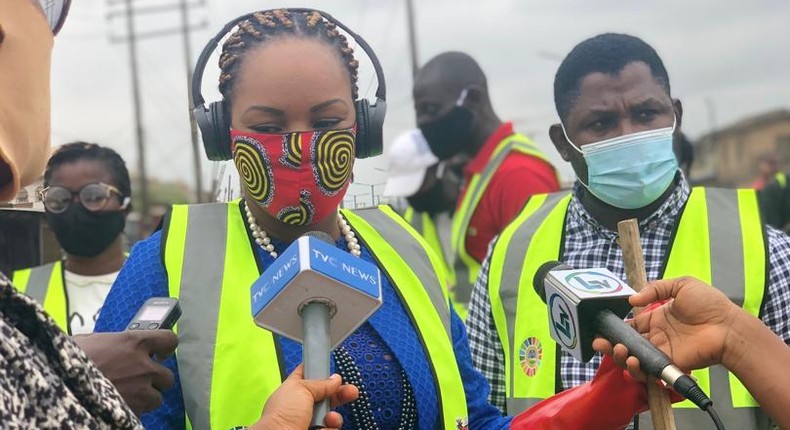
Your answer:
[94,230,184,430]
[95,207,511,430]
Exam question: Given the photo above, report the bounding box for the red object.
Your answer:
[511,301,680,430]
[641,299,670,313]
[460,122,560,263]
[510,356,653,430]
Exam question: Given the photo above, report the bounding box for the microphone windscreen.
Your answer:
[533,261,571,302]
[303,230,335,245]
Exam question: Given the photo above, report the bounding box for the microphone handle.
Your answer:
[302,301,331,429]
[594,309,673,378]
[595,309,716,410]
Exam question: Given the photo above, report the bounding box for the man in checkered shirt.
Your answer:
[467,33,790,429]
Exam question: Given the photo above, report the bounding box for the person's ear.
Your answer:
[550,122,590,184]
[549,123,573,162]
[120,197,132,214]
[464,84,486,107]
[673,99,684,131]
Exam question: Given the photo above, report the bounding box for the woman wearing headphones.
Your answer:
[95,9,653,430]
[96,9,492,429]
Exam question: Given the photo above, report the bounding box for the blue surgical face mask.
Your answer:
[562,119,679,209]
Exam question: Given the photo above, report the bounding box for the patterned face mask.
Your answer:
[231,127,355,226]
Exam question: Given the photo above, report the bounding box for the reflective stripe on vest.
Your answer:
[164,202,281,430]
[13,261,69,333]
[404,206,458,300]
[489,188,771,428]
[342,206,468,428]
[646,187,770,429]
[451,134,555,304]
[488,193,571,413]
[163,202,467,429]
[403,206,422,231]
[776,172,787,189]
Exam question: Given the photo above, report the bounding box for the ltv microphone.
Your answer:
[534,261,713,411]
[251,232,383,427]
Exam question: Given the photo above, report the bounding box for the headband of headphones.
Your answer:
[191,8,387,109]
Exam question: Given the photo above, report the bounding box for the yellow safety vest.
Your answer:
[13,254,128,335]
[403,206,467,319]
[162,201,468,430]
[775,172,787,189]
[488,187,772,429]
[13,261,69,333]
[451,133,557,306]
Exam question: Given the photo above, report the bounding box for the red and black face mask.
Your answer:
[231,127,355,226]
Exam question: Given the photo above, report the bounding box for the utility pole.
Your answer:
[705,96,718,182]
[121,0,150,236]
[705,97,718,134]
[179,0,203,202]
[354,182,384,207]
[108,0,208,229]
[405,0,419,78]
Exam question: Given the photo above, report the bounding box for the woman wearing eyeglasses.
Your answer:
[13,141,132,335]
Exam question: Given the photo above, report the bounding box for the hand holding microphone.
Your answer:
[592,276,741,379]
[533,262,713,412]
[248,365,359,430]
[593,276,790,429]
[250,231,382,428]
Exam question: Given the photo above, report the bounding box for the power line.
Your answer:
[133,52,204,176]
[107,0,208,223]
[105,0,204,19]
[405,0,419,78]
[179,0,204,203]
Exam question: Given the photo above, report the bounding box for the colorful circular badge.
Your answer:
[519,337,543,377]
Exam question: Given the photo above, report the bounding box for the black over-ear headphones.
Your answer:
[191,8,387,161]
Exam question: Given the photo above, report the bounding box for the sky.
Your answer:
[51,0,790,206]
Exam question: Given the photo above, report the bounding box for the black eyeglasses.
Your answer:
[39,182,128,214]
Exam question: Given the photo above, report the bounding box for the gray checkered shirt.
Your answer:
[468,179,790,414]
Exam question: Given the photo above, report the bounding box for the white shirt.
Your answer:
[63,270,119,335]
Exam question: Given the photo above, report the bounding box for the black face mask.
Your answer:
[45,204,126,257]
[419,106,474,160]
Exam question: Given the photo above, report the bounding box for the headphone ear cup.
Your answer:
[209,101,233,161]
[194,105,219,161]
[354,98,385,159]
[196,102,232,161]
[354,99,370,158]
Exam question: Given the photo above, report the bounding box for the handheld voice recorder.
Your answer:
[127,297,181,331]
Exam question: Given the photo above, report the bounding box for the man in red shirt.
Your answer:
[413,51,560,309]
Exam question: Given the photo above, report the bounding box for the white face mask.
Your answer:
[562,119,679,209]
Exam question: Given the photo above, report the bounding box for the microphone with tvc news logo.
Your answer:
[251,231,383,428]
[533,261,714,412]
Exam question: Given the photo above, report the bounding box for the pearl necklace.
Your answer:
[243,201,361,258]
